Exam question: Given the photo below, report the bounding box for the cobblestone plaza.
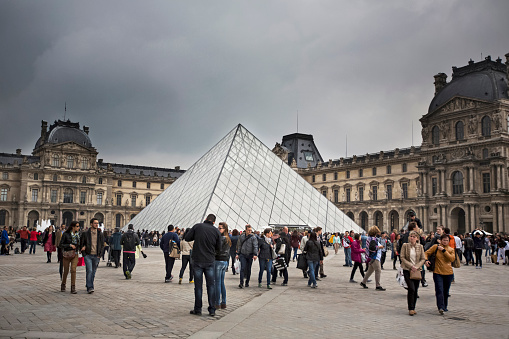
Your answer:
[0,246,507,338]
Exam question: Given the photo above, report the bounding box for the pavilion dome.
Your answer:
[428,56,508,114]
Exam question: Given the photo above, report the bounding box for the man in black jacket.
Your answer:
[184,214,221,316]
[121,224,140,279]
[160,225,180,283]
[80,218,105,294]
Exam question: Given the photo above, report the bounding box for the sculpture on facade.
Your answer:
[468,115,478,134]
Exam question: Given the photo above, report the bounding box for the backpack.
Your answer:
[14,247,20,254]
[368,238,378,260]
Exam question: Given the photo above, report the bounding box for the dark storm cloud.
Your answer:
[1,1,508,168]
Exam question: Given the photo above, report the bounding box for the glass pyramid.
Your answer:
[128,124,362,233]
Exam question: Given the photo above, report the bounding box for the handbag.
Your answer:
[452,250,461,268]
[296,253,308,271]
[63,249,76,259]
[323,246,329,257]
[277,243,286,255]
[410,269,422,280]
[169,241,180,259]
[77,256,85,266]
[426,245,439,272]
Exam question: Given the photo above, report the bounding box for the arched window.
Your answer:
[432,126,440,145]
[455,121,464,141]
[481,116,491,136]
[452,171,464,195]
[63,188,73,203]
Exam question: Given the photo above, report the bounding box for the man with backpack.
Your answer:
[121,224,140,279]
[236,224,258,288]
[160,225,180,283]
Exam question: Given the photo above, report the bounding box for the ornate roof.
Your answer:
[35,120,92,149]
[428,56,508,114]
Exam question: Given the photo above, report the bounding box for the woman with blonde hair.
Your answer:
[400,231,425,315]
[214,222,231,309]
[360,226,385,291]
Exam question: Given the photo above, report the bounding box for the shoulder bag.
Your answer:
[169,240,180,259]
[63,249,76,259]
[452,250,461,268]
[410,269,422,280]
[426,245,439,272]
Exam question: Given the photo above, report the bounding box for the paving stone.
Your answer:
[1,246,508,338]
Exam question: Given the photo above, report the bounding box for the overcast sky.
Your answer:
[1,1,508,169]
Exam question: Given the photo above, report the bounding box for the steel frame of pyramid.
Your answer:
[127,124,362,233]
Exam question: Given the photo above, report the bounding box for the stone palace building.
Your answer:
[0,120,184,229]
[275,54,509,234]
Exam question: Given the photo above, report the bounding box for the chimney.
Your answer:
[16,149,21,155]
[175,166,180,171]
[433,73,447,95]
[41,120,48,139]
[505,53,509,81]
[83,126,89,134]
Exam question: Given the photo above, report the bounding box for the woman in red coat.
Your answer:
[42,225,56,263]
[350,233,366,283]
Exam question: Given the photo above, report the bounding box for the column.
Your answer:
[423,173,427,196]
[469,167,475,192]
[437,170,442,194]
[495,165,502,190]
[464,204,470,233]
[492,165,498,190]
[441,170,447,195]
[469,204,475,233]
[498,204,503,233]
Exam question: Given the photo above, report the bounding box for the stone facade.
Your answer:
[0,120,184,229]
[280,55,509,234]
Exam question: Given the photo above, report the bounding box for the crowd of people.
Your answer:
[1,213,508,318]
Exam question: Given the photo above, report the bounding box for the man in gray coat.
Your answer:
[236,225,258,288]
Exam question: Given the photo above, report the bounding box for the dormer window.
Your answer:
[304,152,313,162]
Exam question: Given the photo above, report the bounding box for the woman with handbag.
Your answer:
[400,231,425,316]
[43,225,56,263]
[425,234,455,315]
[257,228,274,289]
[59,221,81,294]
[350,233,366,283]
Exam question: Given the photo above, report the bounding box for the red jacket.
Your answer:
[351,240,365,263]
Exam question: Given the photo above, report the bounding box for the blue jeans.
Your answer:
[238,254,253,285]
[193,262,216,313]
[258,258,272,285]
[292,247,298,261]
[307,260,318,286]
[344,247,352,266]
[214,261,228,305]
[29,240,37,254]
[433,273,453,311]
[84,255,100,290]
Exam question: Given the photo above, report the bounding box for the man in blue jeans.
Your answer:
[236,225,258,288]
[184,214,221,316]
[80,218,104,294]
